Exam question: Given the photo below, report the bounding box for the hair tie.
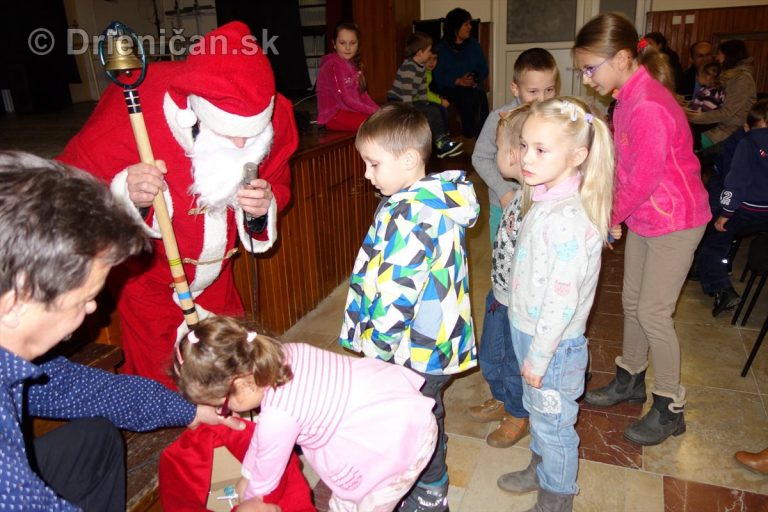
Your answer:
[584,113,594,125]
[246,332,257,343]
[637,38,649,53]
[560,101,579,122]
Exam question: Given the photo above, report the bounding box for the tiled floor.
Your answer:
[2,104,767,511]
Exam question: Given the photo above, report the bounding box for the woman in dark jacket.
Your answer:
[432,8,489,139]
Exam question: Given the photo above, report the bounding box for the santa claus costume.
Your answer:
[59,22,298,388]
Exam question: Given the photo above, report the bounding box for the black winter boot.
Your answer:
[583,357,648,407]
[525,488,574,512]
[497,452,541,493]
[624,387,686,446]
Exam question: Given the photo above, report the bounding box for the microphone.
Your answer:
[242,162,259,222]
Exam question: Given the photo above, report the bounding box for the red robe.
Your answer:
[59,61,298,388]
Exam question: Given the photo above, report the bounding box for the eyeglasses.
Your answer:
[579,57,610,78]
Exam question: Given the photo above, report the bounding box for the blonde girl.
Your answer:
[174,316,437,512]
[498,97,613,512]
[574,12,710,447]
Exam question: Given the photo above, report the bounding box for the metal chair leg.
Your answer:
[741,313,768,377]
[741,273,767,326]
[732,271,756,325]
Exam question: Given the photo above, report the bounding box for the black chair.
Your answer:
[734,234,768,376]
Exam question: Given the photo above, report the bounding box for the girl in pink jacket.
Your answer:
[573,13,710,447]
[316,22,379,131]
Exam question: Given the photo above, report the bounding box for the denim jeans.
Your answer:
[510,325,587,495]
[478,290,527,417]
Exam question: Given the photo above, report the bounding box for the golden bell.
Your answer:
[103,36,142,72]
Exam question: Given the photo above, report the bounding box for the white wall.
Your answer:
[651,0,768,11]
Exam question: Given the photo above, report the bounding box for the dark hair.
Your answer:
[443,8,472,42]
[644,32,668,49]
[513,48,558,84]
[174,316,293,404]
[356,103,432,164]
[718,39,748,70]
[405,31,432,58]
[0,152,147,306]
[333,21,367,92]
[689,40,713,59]
[747,99,768,129]
[574,12,675,92]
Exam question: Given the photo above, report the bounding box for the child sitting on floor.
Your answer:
[174,316,437,512]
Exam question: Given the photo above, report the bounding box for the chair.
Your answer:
[734,234,768,376]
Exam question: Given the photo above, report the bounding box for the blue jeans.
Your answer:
[510,325,587,495]
[478,291,527,417]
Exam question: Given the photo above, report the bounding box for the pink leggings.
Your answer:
[325,109,370,131]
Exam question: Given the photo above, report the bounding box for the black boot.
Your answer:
[624,388,686,446]
[497,452,541,493]
[712,286,740,317]
[583,357,647,407]
[525,488,574,512]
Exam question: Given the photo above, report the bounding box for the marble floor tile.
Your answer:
[577,409,643,469]
[592,290,624,316]
[677,323,761,393]
[643,385,768,494]
[663,476,768,512]
[457,445,538,512]
[576,460,663,512]
[587,338,623,373]
[444,369,500,441]
[586,312,624,343]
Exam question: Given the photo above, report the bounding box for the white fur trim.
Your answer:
[189,95,275,138]
[237,198,277,253]
[187,209,228,294]
[163,93,195,152]
[176,108,198,128]
[110,169,161,239]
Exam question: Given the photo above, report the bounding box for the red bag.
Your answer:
[159,421,316,511]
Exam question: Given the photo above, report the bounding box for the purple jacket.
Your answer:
[316,53,379,125]
[612,66,710,237]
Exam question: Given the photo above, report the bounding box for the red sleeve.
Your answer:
[260,94,298,213]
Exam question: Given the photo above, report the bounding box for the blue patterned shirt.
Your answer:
[0,347,196,510]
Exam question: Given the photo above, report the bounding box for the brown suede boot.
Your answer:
[466,398,507,422]
[487,415,530,448]
[735,447,768,474]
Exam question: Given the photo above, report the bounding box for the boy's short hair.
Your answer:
[747,99,768,128]
[0,151,147,306]
[512,48,558,84]
[356,103,432,164]
[405,31,432,58]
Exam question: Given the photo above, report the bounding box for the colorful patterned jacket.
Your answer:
[340,171,479,375]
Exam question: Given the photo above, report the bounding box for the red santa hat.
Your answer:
[163,21,276,148]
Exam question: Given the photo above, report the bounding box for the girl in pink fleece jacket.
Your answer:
[316,22,379,132]
[574,13,710,447]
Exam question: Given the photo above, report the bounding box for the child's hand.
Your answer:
[441,98,450,108]
[521,361,543,389]
[236,476,249,500]
[714,216,729,232]
[609,225,623,241]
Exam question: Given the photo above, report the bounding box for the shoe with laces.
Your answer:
[435,136,463,159]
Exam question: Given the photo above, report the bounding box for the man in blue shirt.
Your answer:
[0,152,242,511]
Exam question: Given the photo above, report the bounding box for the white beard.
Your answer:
[188,124,274,211]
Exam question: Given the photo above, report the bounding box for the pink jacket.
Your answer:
[316,53,379,125]
[612,66,710,237]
